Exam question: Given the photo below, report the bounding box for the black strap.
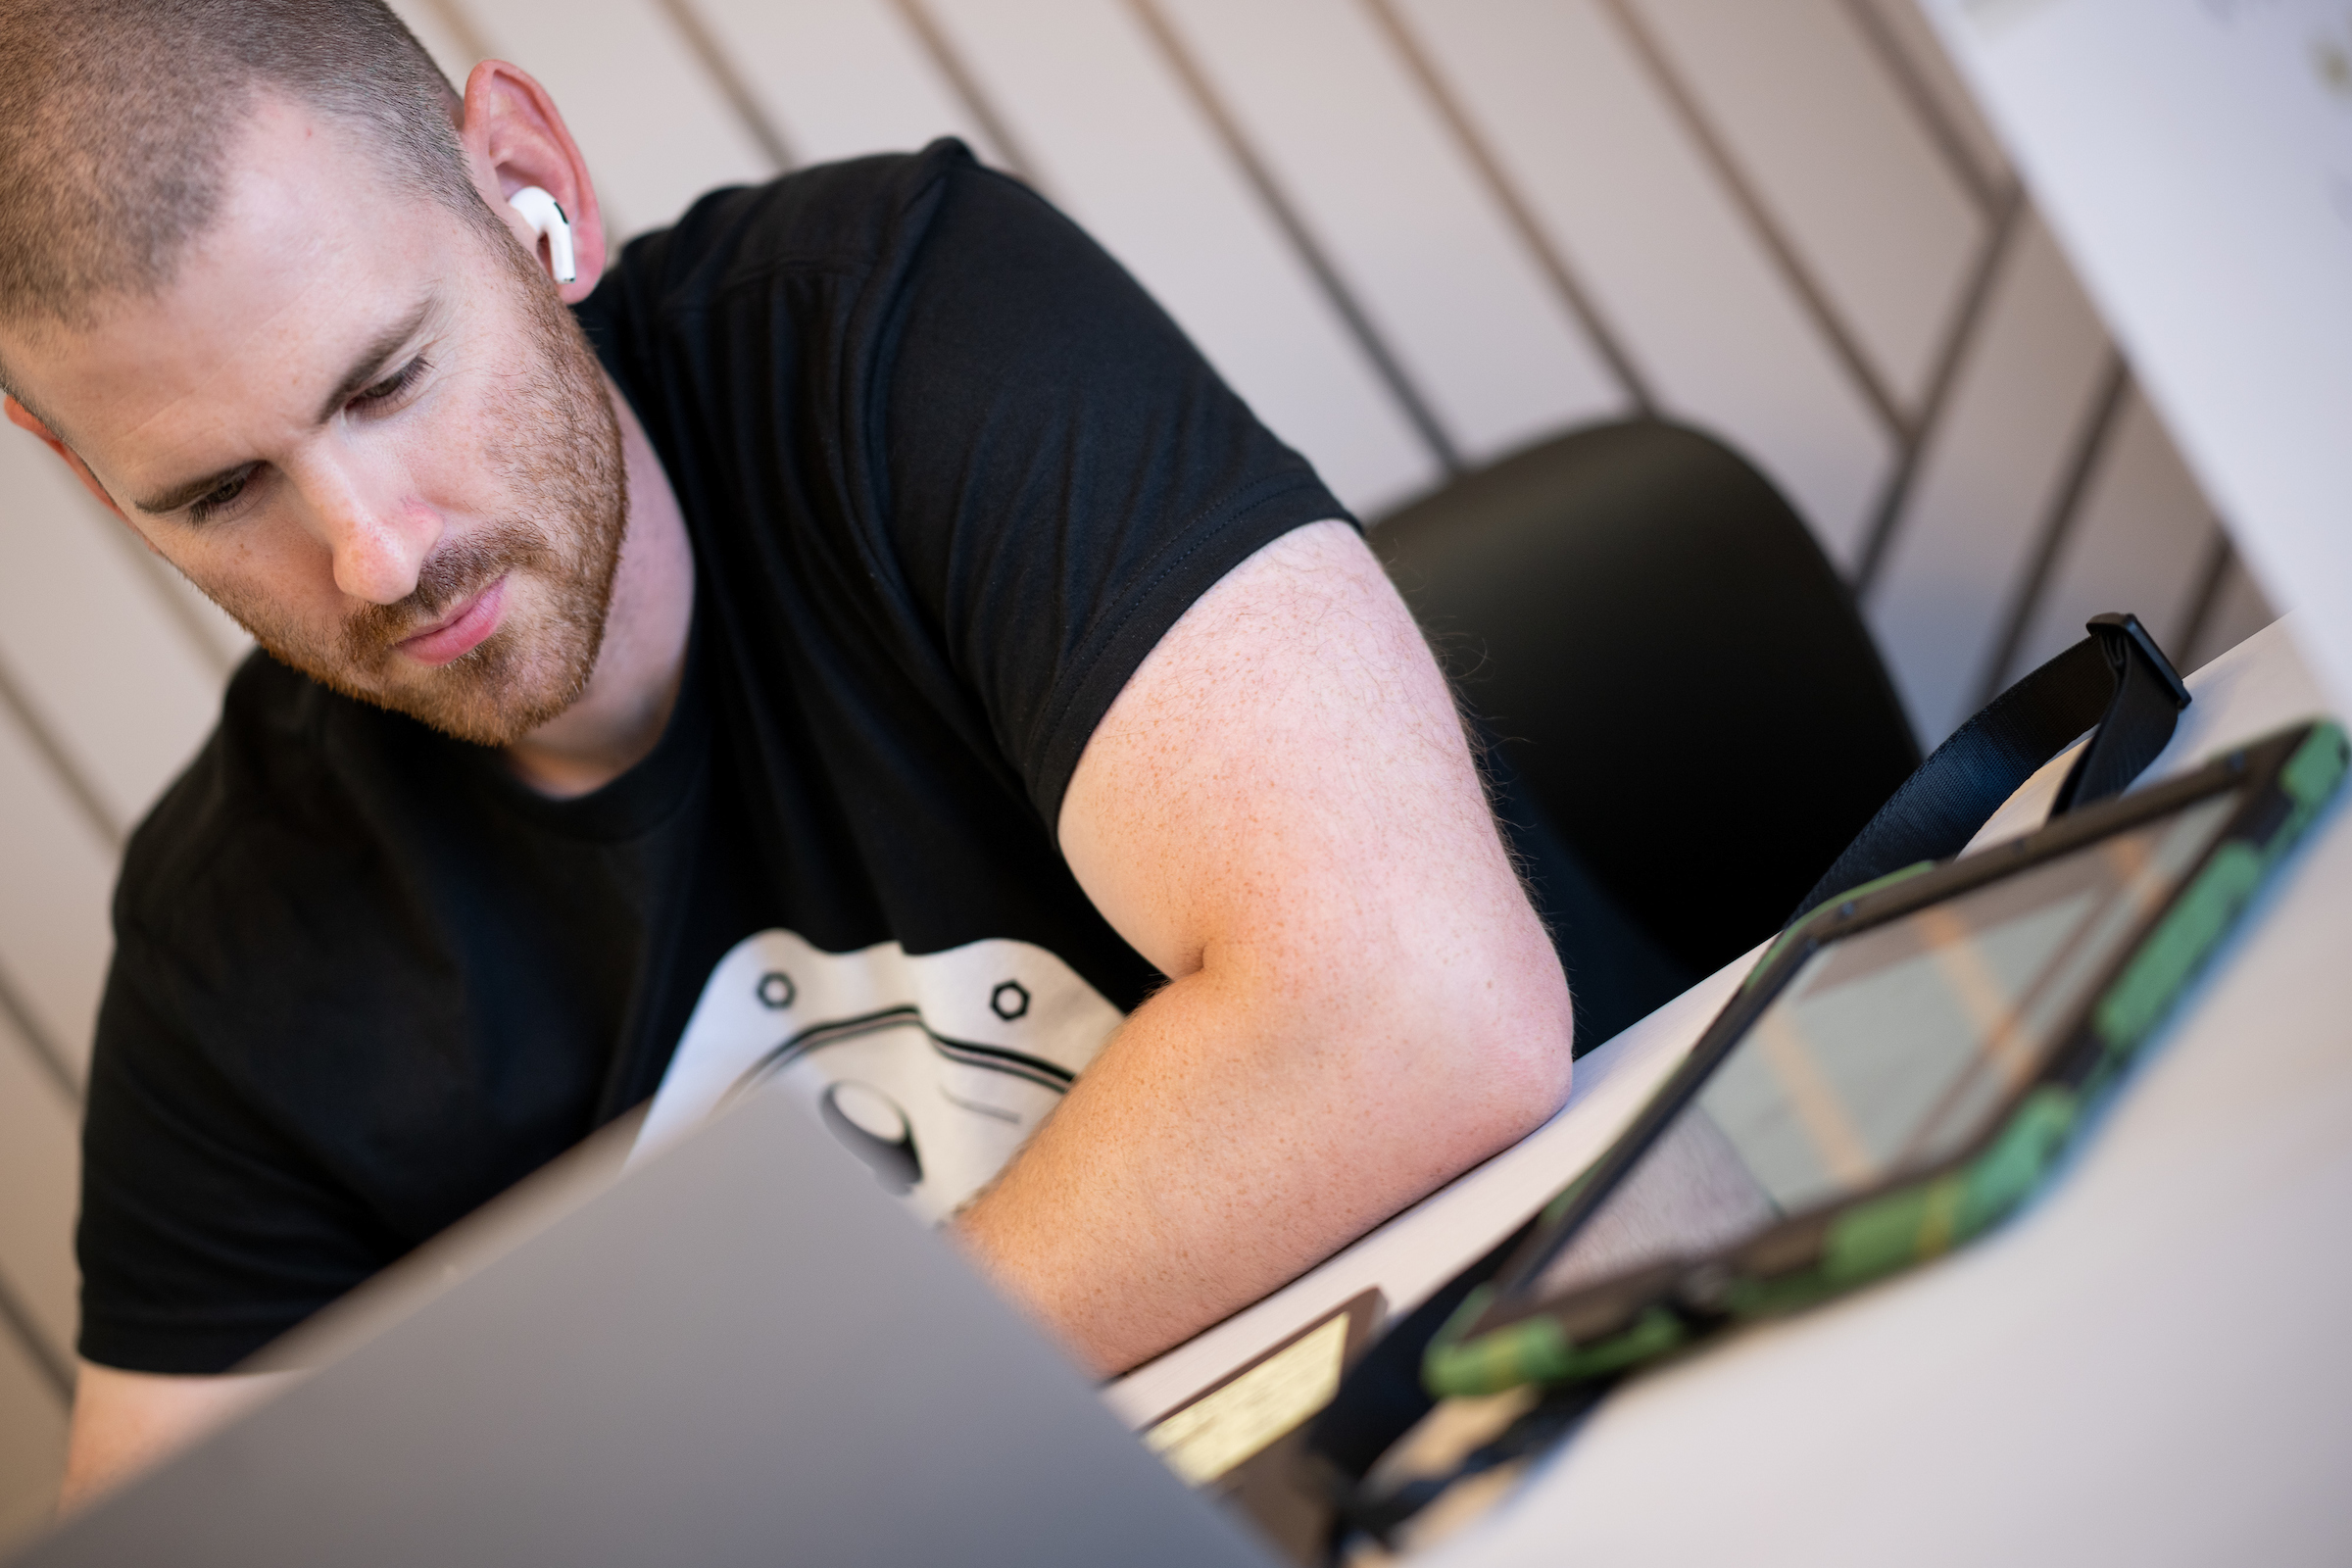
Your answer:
[1789,612,2190,924]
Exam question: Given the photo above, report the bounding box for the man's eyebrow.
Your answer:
[130,300,437,516]
[132,463,255,517]
[312,298,436,425]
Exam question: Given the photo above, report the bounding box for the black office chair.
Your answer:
[1374,419,1922,1050]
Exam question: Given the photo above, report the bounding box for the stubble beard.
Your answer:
[213,248,629,748]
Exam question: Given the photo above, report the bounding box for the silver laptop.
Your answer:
[6,1085,1275,1567]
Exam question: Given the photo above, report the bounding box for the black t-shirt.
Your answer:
[79,141,1350,1374]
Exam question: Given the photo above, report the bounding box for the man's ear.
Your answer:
[4,393,136,527]
[457,61,609,306]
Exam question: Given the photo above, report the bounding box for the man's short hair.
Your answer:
[0,0,489,331]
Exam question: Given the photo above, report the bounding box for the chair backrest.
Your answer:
[1374,420,1921,979]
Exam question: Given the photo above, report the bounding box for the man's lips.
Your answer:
[397,575,509,667]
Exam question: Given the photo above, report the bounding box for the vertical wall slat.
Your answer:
[0,444,223,832]
[1363,0,1657,416]
[1852,187,2023,593]
[2005,383,2222,682]
[1150,0,1629,470]
[1401,0,1893,562]
[1848,0,2011,202]
[0,1324,69,1552]
[648,0,800,172]
[682,0,1000,170]
[0,708,117,1087]
[1867,214,2114,741]
[1129,0,1465,479]
[1970,353,2130,711]
[923,0,1441,515]
[1631,0,1984,415]
[0,1008,78,1374]
[1593,0,1907,449]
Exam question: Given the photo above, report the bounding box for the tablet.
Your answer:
[1426,720,2347,1398]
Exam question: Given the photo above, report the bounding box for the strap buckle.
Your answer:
[2087,612,2190,710]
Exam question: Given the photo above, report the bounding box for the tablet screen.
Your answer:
[1526,789,2241,1304]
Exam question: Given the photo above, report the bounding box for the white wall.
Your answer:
[0,0,2276,1535]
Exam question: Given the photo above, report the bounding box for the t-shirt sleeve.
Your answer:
[876,157,1354,831]
[77,946,405,1373]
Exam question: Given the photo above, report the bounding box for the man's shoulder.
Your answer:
[589,138,1004,326]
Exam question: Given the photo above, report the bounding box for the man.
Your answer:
[0,0,1572,1506]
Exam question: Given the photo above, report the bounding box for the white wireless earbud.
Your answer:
[507,185,576,284]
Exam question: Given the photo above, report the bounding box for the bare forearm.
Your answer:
[61,1361,299,1514]
[955,935,1568,1374]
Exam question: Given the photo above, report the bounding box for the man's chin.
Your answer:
[266,639,589,751]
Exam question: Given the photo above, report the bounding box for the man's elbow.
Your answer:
[1454,968,1578,1148]
[1355,933,1576,1175]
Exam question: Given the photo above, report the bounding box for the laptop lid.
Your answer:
[7,1083,1273,1568]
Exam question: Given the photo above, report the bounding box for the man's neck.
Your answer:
[502,374,696,800]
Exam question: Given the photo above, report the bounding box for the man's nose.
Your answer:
[298,456,444,606]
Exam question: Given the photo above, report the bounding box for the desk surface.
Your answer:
[1112,617,2350,1566]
